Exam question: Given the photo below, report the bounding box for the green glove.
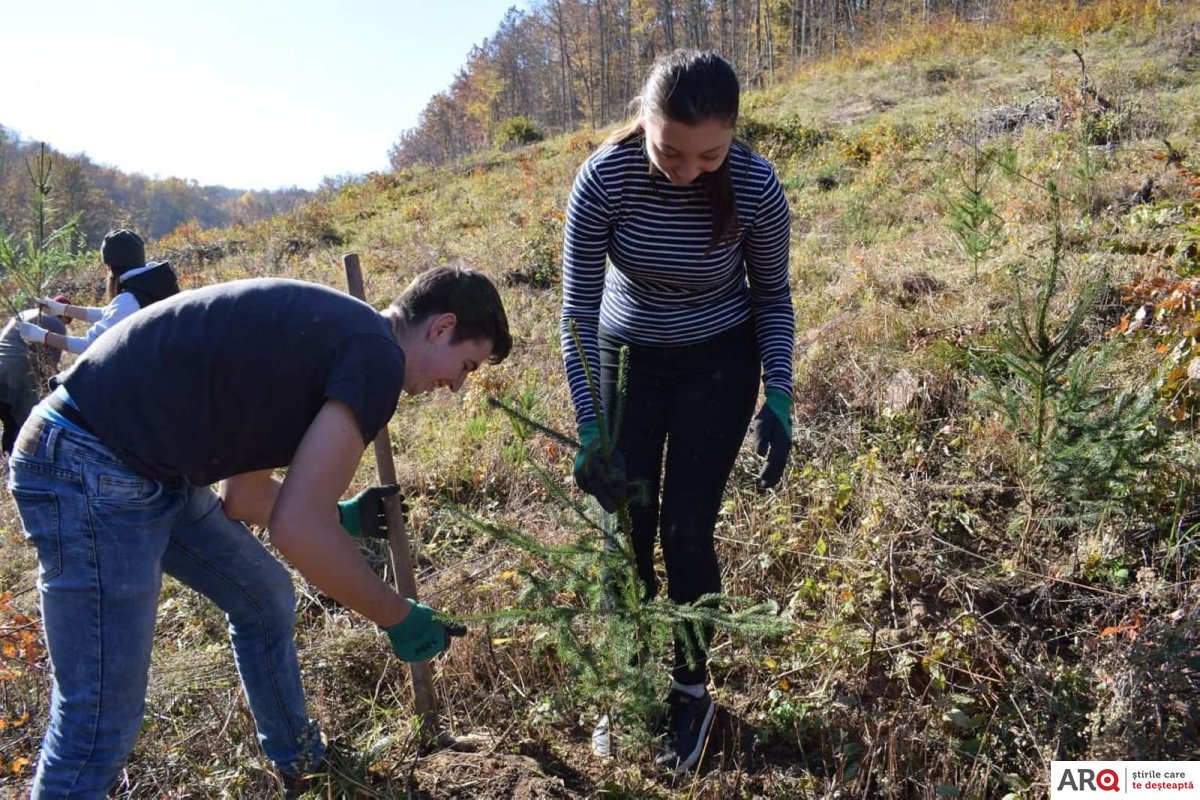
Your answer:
[753,388,793,489]
[764,388,793,439]
[383,599,466,662]
[337,485,400,539]
[573,418,628,513]
[573,418,602,474]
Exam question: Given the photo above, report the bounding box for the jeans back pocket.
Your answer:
[11,489,62,583]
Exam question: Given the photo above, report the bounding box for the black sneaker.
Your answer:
[654,689,715,773]
[276,724,334,798]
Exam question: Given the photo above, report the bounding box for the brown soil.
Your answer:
[411,751,574,799]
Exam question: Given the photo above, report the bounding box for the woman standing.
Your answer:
[560,49,794,772]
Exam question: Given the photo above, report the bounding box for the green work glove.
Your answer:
[383,599,467,662]
[752,388,793,489]
[573,418,628,513]
[337,485,401,539]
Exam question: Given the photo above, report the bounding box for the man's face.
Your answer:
[404,314,493,395]
[643,115,735,186]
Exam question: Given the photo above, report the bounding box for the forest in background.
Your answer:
[0,126,313,248]
[389,0,1036,167]
[3,0,1029,247]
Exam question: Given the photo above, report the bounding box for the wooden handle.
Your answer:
[341,253,441,738]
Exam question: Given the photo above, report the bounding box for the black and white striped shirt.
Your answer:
[560,134,794,425]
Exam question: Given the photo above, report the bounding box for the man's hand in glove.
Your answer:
[573,418,628,513]
[384,599,468,661]
[753,388,792,489]
[338,485,402,539]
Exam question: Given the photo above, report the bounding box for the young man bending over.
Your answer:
[9,265,511,798]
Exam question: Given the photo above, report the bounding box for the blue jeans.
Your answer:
[9,415,323,799]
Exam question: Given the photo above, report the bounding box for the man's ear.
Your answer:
[425,312,457,341]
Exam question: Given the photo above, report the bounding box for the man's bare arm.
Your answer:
[269,398,410,628]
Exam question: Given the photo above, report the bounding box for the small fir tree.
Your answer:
[0,143,81,316]
[974,180,1161,517]
[454,326,789,749]
[0,143,82,387]
[945,138,1005,280]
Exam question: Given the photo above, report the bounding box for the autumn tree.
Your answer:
[391,0,1021,167]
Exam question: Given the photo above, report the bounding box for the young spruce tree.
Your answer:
[455,324,789,752]
[974,180,1160,519]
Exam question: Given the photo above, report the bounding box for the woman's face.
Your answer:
[642,114,734,186]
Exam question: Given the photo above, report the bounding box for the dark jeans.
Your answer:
[599,319,760,684]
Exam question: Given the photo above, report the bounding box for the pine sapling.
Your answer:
[945,138,1005,280]
[457,324,789,747]
[974,180,1161,518]
[0,143,82,383]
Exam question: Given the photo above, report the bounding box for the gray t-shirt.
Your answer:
[62,278,405,485]
[0,310,67,416]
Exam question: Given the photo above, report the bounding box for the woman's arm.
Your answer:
[744,162,795,398]
[560,157,614,427]
[66,304,105,323]
[42,294,141,354]
[36,296,104,324]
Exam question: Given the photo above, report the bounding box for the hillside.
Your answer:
[3,1,1200,797]
[0,127,313,248]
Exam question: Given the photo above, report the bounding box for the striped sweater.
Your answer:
[560,134,794,425]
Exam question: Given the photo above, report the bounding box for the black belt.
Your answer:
[44,392,95,435]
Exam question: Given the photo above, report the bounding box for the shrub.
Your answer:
[1082,106,1134,145]
[495,116,546,149]
[738,114,829,164]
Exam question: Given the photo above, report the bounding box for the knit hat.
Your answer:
[100,229,146,275]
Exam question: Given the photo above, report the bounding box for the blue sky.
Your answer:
[0,0,523,190]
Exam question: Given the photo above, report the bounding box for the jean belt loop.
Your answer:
[45,424,60,461]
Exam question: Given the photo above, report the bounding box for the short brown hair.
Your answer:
[391,263,512,363]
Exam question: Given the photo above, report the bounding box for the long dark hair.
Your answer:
[610,49,741,249]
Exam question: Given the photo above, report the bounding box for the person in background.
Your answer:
[0,297,71,454]
[17,228,179,353]
[9,265,511,798]
[560,49,795,772]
